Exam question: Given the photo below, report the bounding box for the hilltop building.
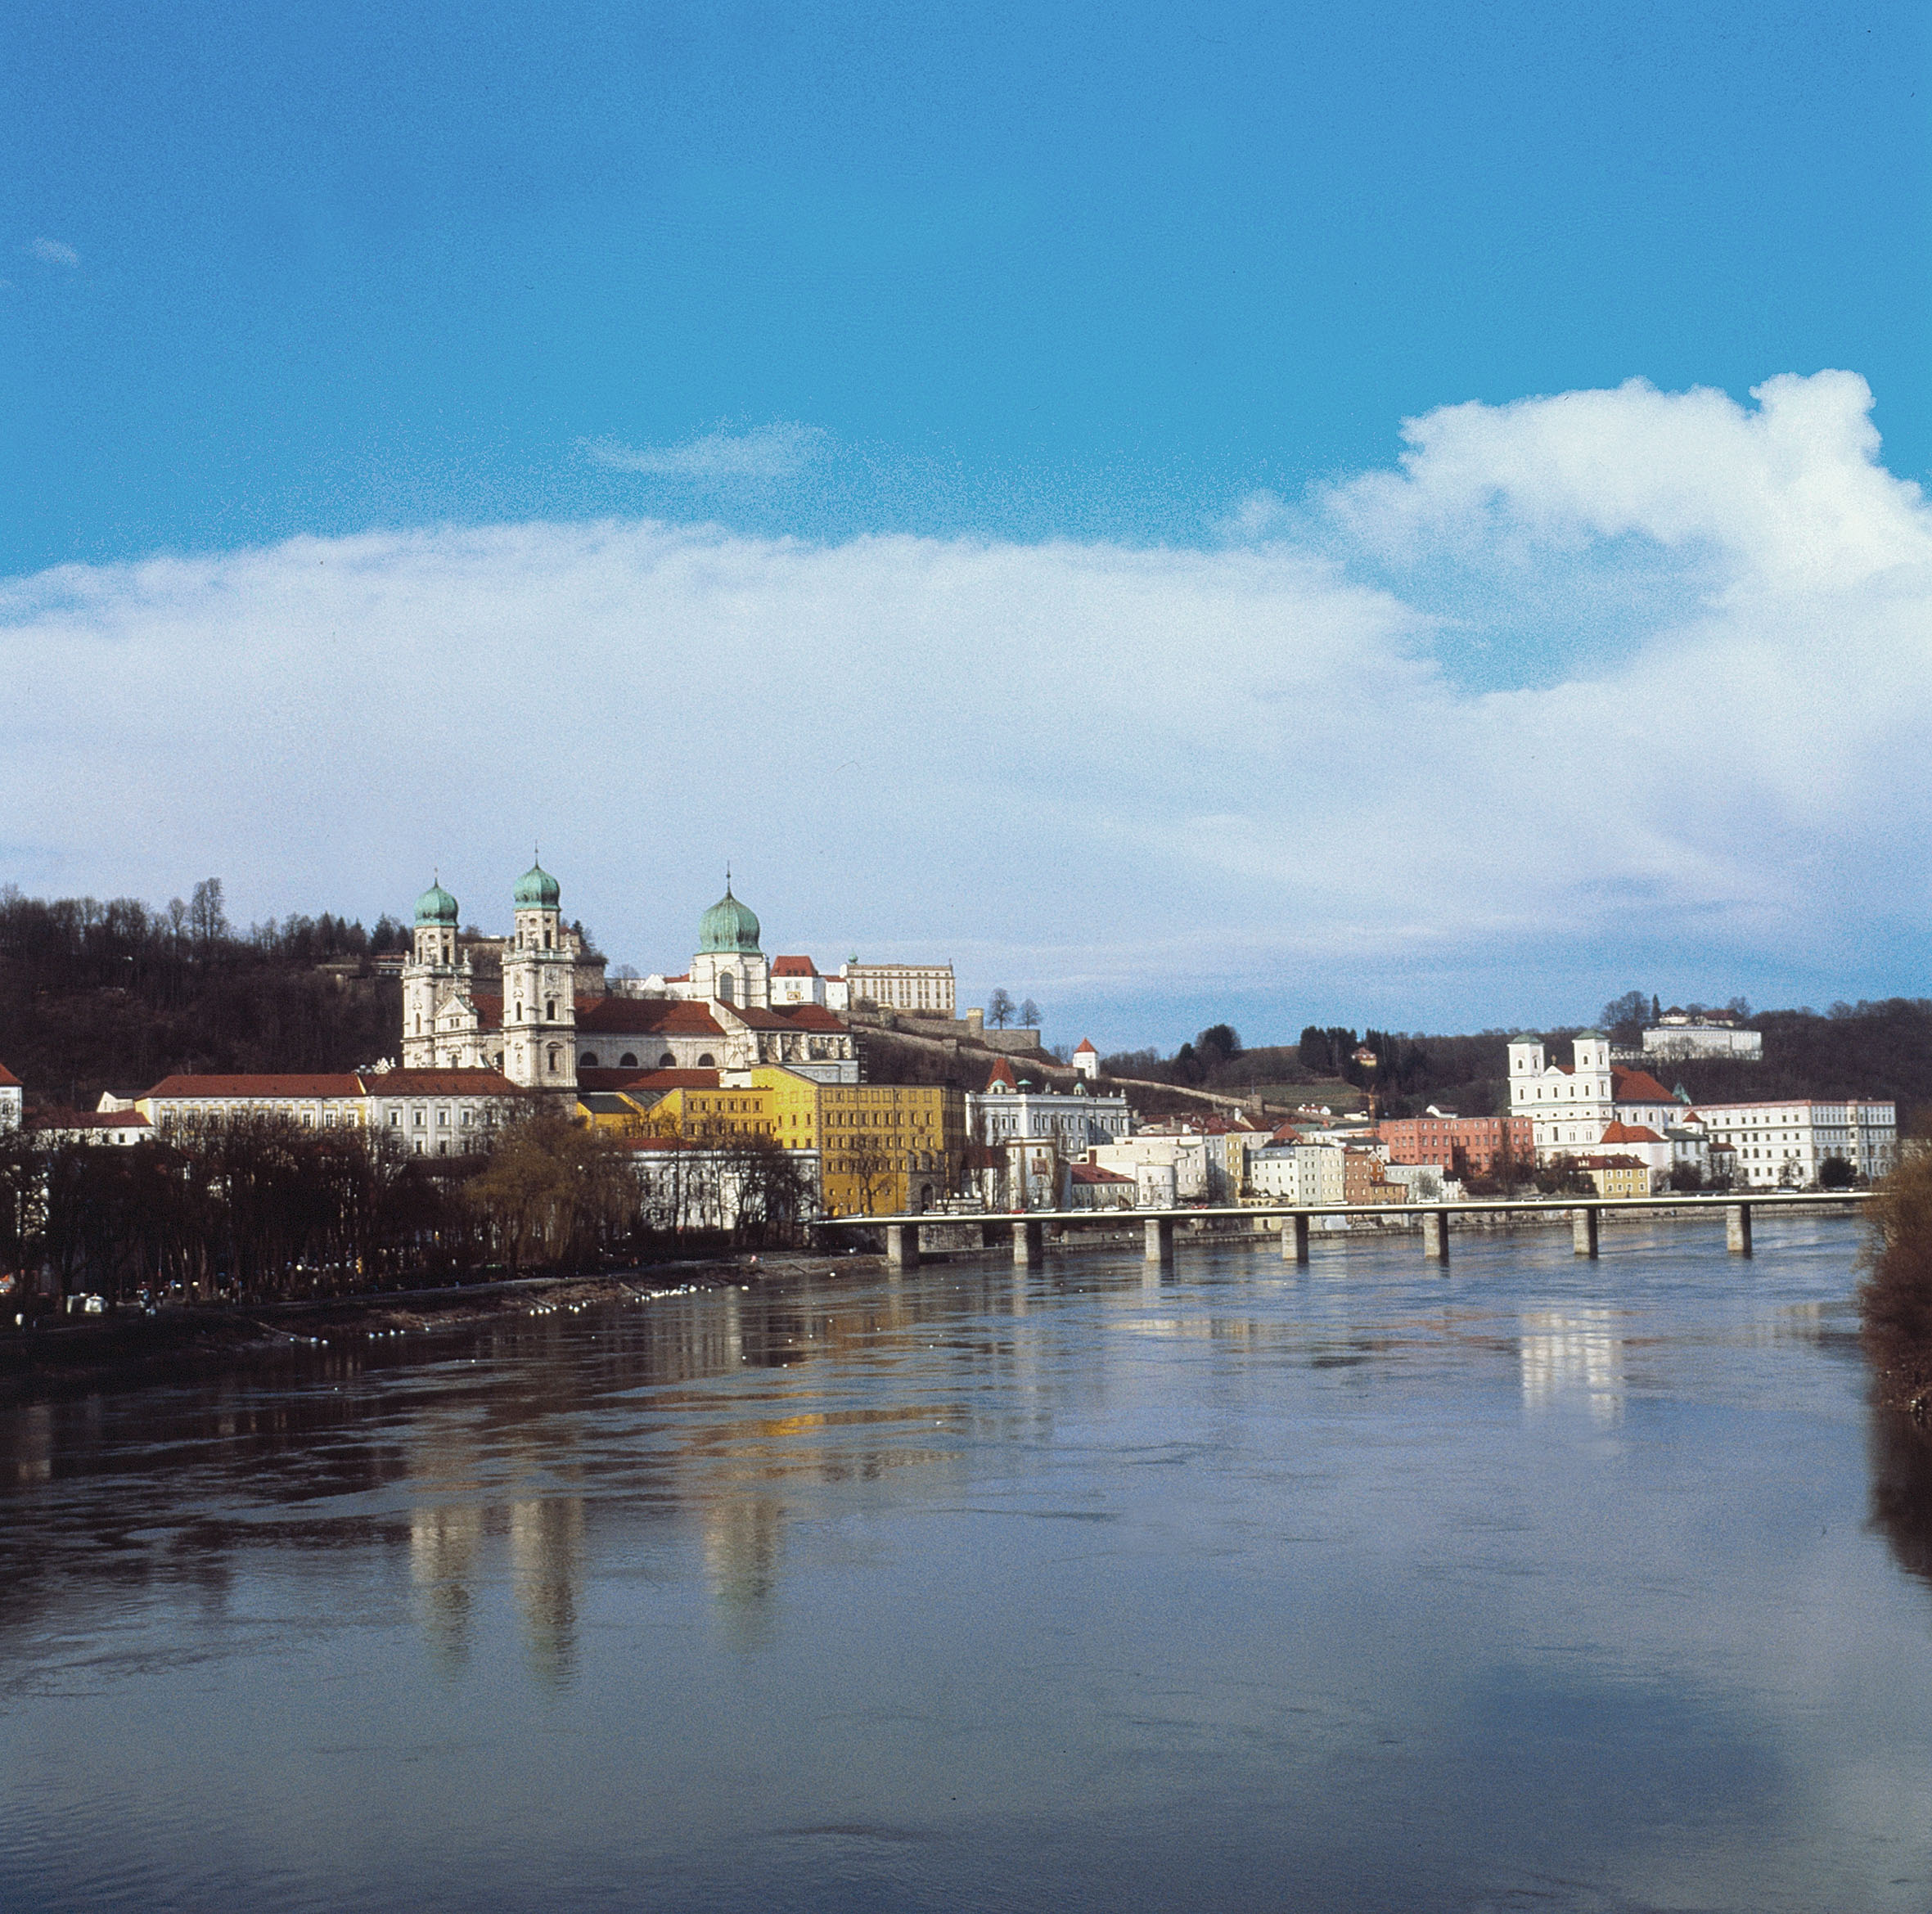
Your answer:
[1642,1010,1763,1061]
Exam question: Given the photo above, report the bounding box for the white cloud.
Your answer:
[2,372,1926,1030]
[28,236,79,267]
[579,421,827,483]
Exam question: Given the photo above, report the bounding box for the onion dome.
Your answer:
[513,861,561,909]
[414,878,459,927]
[699,882,761,954]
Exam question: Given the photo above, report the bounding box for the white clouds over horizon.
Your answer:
[27,236,79,267]
[6,372,1928,1032]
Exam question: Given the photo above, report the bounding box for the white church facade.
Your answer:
[399,865,858,1093]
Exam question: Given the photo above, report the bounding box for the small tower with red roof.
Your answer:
[1072,1038,1099,1082]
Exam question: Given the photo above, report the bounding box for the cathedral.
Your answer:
[400,862,858,1092]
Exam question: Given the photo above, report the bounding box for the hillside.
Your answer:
[0,886,402,1106]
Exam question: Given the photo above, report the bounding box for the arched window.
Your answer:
[718,972,735,1005]
[658,1052,676,1068]
[547,1044,561,1073]
[697,1052,715,1067]
[580,1052,599,1069]
[545,998,555,1021]
[619,1053,637,1068]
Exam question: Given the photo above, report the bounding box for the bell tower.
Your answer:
[402,876,461,1069]
[502,856,578,1094]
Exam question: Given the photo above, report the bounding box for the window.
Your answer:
[620,1053,637,1068]
[545,999,555,1021]
[581,1052,599,1069]
[388,1110,401,1127]
[413,1109,426,1127]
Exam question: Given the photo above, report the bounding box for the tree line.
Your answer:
[1,1107,815,1316]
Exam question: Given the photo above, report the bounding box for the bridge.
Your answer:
[818,1190,1871,1271]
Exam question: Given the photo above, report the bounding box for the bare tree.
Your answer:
[1019,998,1041,1029]
[988,988,1016,1029]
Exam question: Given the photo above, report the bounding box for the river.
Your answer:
[4,1216,1931,1912]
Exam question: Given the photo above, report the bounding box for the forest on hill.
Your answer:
[0,883,404,1108]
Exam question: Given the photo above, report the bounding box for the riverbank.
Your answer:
[0,1250,887,1402]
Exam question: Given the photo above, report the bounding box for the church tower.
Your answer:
[502,858,578,1094]
[402,877,461,1068]
[687,879,770,1009]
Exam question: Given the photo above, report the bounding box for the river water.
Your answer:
[5,1217,1932,1912]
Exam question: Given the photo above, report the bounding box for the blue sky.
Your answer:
[2,2,1928,1052]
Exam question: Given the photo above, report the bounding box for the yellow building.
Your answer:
[1582,1154,1651,1199]
[811,1079,967,1216]
[642,1067,966,1215]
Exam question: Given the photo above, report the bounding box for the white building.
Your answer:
[0,1061,20,1133]
[1071,1038,1099,1081]
[1509,1032,1615,1154]
[1088,1135,1211,1201]
[1642,1011,1763,1061]
[1510,1034,1693,1161]
[843,962,955,1018]
[1694,1097,1896,1187]
[967,1058,1133,1154]
[1248,1145,1346,1205]
[137,1070,525,1157]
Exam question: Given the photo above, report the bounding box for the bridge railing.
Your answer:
[817,1190,1870,1270]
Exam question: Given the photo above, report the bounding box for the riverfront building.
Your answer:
[1380,1111,1534,1177]
[0,1061,20,1133]
[1691,1097,1896,1187]
[137,1070,525,1153]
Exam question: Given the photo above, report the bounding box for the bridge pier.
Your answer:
[1011,1218,1045,1265]
[1421,1209,1450,1263]
[885,1222,921,1272]
[1572,1206,1600,1259]
[1727,1202,1754,1257]
[1281,1212,1311,1264]
[1145,1216,1176,1263]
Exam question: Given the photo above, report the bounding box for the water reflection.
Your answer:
[1519,1308,1624,1425]
[11,1225,1932,1914]
[1869,1408,1932,1587]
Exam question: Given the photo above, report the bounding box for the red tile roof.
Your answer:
[143,1074,367,1100]
[772,955,818,976]
[577,998,725,1037]
[361,1070,517,1097]
[1598,1119,1664,1144]
[780,1004,848,1033]
[723,1006,795,1030]
[0,1060,18,1088]
[1074,1038,1097,1054]
[468,993,504,1031]
[1070,1163,1133,1184]
[29,1109,151,1130]
[577,1068,720,1095]
[984,1057,1018,1092]
[1612,1067,1678,1106]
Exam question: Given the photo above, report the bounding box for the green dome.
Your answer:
[700,884,761,954]
[414,879,459,927]
[513,861,560,909]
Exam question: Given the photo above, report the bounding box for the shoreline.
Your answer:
[0,1252,883,1403]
